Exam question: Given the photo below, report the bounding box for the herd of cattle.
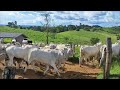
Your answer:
[0,39,120,77]
[79,40,120,67]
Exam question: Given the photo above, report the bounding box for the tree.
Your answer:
[8,22,14,27]
[14,21,17,26]
[7,21,18,28]
[76,28,80,31]
[8,22,12,27]
[68,25,76,30]
[44,13,51,44]
[90,38,100,45]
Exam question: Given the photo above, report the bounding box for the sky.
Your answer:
[0,11,120,27]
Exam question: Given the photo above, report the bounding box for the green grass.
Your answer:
[57,29,117,44]
[97,57,120,79]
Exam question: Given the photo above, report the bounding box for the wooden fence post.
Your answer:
[73,44,75,53]
[103,49,106,79]
[70,43,72,49]
[104,37,112,79]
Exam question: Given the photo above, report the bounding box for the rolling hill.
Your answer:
[0,26,118,44]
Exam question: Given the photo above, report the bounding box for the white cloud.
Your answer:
[0,11,120,27]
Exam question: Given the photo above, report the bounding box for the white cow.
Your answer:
[79,42,102,66]
[37,44,73,69]
[0,46,8,66]
[5,45,34,67]
[99,43,120,67]
[56,47,73,69]
[25,48,66,76]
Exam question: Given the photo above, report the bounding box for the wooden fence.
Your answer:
[103,37,112,79]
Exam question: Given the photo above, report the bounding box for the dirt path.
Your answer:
[0,61,101,79]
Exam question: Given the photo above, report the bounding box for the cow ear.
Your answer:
[104,47,106,51]
[2,47,6,50]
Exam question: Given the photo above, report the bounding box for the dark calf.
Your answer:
[2,66,16,79]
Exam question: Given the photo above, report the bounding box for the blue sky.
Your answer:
[0,11,120,27]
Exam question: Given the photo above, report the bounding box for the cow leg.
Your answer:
[57,61,62,69]
[51,63,60,77]
[84,57,88,64]
[99,58,104,68]
[13,60,17,67]
[79,57,83,66]
[32,61,37,73]
[18,63,22,69]
[63,62,66,68]
[5,60,9,66]
[18,60,24,69]
[57,61,65,72]
[61,62,66,72]
[23,66,27,73]
[1,60,6,66]
[92,57,95,66]
[23,61,29,73]
[9,56,14,67]
[43,65,49,75]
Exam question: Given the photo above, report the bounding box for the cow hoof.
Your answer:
[43,73,46,76]
[57,76,62,79]
[79,65,82,67]
[58,75,61,78]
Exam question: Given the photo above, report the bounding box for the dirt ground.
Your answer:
[0,61,101,79]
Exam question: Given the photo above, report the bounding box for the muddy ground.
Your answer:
[0,61,101,79]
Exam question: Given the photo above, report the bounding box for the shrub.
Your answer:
[116,34,120,40]
[90,38,100,45]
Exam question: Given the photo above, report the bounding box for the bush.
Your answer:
[116,34,120,40]
[76,28,80,31]
[90,38,100,45]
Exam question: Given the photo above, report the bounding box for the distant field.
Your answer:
[0,26,118,44]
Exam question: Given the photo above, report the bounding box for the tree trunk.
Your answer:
[46,29,49,44]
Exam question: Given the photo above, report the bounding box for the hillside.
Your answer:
[0,26,120,79]
[0,26,118,44]
[57,29,117,44]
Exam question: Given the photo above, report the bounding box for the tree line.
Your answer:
[7,21,103,33]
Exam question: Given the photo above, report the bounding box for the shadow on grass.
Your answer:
[109,74,120,79]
